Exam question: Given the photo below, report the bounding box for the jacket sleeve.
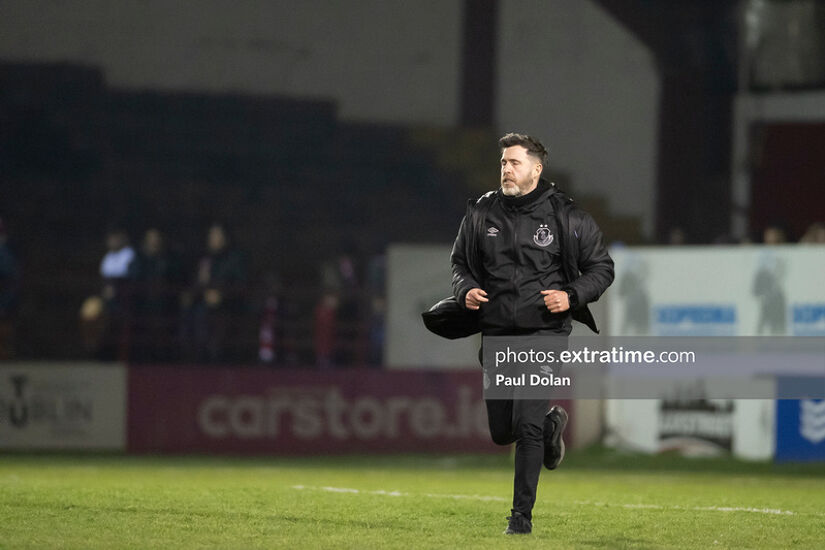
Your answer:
[450,213,481,309]
[566,209,614,305]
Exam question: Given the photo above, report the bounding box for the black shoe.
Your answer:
[543,405,568,470]
[504,511,532,535]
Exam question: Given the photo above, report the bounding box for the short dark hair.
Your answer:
[498,133,548,165]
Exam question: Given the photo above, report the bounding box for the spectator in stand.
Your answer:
[314,291,339,369]
[319,253,369,366]
[366,295,385,367]
[181,223,246,363]
[365,254,386,367]
[258,271,284,365]
[763,224,788,244]
[100,227,136,290]
[90,227,136,360]
[334,254,363,365]
[131,228,181,363]
[800,221,825,244]
[0,217,20,359]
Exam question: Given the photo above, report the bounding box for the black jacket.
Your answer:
[450,179,614,333]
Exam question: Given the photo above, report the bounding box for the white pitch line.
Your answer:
[292,485,821,516]
[575,500,798,516]
[320,486,359,494]
[292,485,507,502]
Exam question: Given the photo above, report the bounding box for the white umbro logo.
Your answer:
[487,227,499,237]
[801,399,825,444]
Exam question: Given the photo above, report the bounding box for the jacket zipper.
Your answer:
[512,212,521,327]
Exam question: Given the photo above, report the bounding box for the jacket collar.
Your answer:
[497,178,556,209]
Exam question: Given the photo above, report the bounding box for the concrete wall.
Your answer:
[0,0,463,125]
[2,0,659,235]
[497,0,659,238]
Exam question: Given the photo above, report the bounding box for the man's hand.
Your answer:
[541,289,569,313]
[465,288,489,310]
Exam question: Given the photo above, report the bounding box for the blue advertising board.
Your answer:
[775,379,825,462]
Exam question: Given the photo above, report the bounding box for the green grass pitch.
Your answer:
[1,449,824,549]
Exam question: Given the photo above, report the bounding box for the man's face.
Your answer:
[143,229,163,256]
[208,225,227,253]
[500,145,541,197]
[106,232,126,251]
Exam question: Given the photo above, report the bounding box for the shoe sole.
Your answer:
[544,406,568,470]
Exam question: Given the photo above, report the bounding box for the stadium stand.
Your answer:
[0,61,472,364]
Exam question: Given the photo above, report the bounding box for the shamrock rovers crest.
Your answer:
[533,224,554,247]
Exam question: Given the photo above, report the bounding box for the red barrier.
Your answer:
[128,367,510,454]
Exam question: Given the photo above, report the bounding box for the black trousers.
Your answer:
[480,328,568,520]
[485,397,548,519]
